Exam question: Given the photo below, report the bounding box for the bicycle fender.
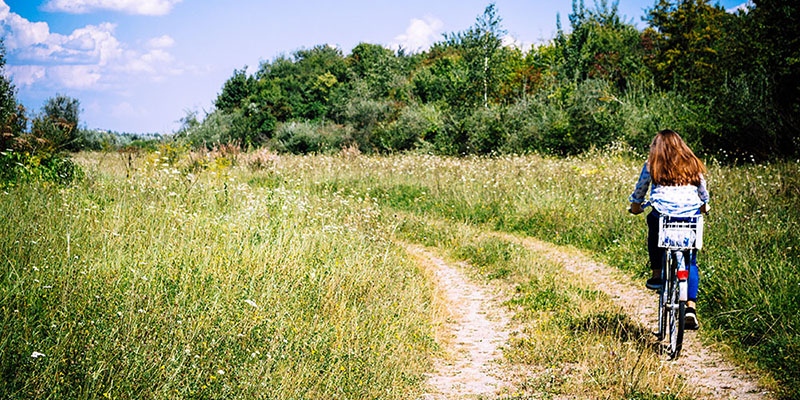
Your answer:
[679,281,688,302]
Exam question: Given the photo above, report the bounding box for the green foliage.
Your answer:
[441,3,507,108]
[0,44,82,187]
[41,94,82,151]
[644,0,729,98]
[271,121,357,154]
[0,40,17,142]
[0,149,82,188]
[375,103,443,152]
[215,67,255,113]
[557,0,650,89]
[502,94,570,154]
[465,104,506,154]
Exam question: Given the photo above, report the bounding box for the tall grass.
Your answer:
[269,150,799,398]
[0,152,436,399]
[3,148,796,398]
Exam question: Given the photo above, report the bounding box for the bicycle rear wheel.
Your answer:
[667,264,685,359]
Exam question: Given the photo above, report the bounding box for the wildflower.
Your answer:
[31,351,45,358]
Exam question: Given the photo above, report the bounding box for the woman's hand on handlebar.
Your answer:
[628,202,644,215]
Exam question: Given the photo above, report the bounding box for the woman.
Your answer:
[629,129,709,329]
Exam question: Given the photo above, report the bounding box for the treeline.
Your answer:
[179,0,799,160]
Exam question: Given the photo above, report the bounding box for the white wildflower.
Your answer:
[31,351,45,358]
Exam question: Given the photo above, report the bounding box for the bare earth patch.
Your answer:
[493,232,771,400]
[404,244,514,399]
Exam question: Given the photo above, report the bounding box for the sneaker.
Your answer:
[645,277,663,290]
[685,307,700,330]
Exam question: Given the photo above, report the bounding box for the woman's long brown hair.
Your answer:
[648,129,706,186]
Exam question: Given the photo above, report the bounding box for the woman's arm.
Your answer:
[629,162,651,204]
[697,174,710,203]
[698,174,710,214]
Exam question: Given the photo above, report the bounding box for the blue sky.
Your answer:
[1,0,748,134]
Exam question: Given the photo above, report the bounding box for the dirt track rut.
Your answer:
[405,244,513,399]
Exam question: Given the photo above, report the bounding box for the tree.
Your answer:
[644,0,729,99]
[1,39,17,145]
[347,43,406,99]
[43,94,80,128]
[442,3,507,108]
[40,94,82,151]
[553,0,649,90]
[750,0,800,154]
[215,67,255,113]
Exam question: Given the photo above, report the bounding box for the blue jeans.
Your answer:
[647,210,699,301]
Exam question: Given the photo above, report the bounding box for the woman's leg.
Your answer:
[646,210,664,288]
[647,210,663,274]
[686,250,700,328]
[688,250,700,301]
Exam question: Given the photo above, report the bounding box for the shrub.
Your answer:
[502,95,570,155]
[561,79,622,154]
[339,94,394,146]
[177,110,234,148]
[0,149,81,187]
[618,86,717,155]
[706,71,787,160]
[374,103,443,152]
[272,121,357,154]
[465,105,507,154]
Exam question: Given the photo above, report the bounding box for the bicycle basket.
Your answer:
[658,215,704,250]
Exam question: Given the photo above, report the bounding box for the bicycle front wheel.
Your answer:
[667,273,685,359]
[656,253,669,341]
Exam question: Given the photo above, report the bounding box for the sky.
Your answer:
[1,0,749,134]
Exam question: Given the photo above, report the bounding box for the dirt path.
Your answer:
[404,244,514,399]
[492,232,770,400]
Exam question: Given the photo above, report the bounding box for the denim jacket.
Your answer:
[629,162,710,217]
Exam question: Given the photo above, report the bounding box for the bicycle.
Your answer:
[633,202,704,359]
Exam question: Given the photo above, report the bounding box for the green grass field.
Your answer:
[2,148,797,399]
[272,149,799,397]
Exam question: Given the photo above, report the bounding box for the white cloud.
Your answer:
[726,1,753,13]
[146,35,175,49]
[121,48,176,75]
[1,10,50,50]
[6,65,46,86]
[42,0,182,16]
[1,2,184,89]
[391,16,443,52]
[48,65,102,89]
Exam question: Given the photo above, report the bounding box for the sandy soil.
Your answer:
[405,244,514,400]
